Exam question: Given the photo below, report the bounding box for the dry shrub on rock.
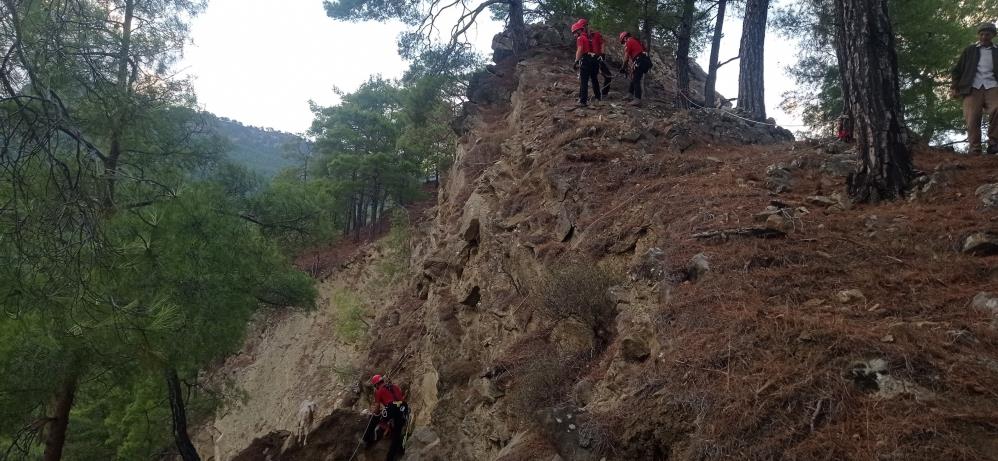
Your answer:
[532,261,622,334]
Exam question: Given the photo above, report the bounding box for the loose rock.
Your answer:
[975,183,998,207]
[687,253,710,281]
[961,232,998,256]
[765,213,793,233]
[631,247,668,282]
[972,292,998,317]
[836,289,866,304]
[620,337,651,363]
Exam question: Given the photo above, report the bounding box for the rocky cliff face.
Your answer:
[227,24,998,461]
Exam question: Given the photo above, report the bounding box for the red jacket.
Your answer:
[375,384,405,406]
[576,33,592,55]
[624,37,645,60]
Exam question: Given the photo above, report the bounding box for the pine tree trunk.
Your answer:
[737,0,769,120]
[166,368,201,461]
[834,0,912,202]
[508,0,527,54]
[42,374,77,461]
[675,0,695,109]
[641,0,654,52]
[104,0,136,208]
[705,0,728,108]
[833,0,852,120]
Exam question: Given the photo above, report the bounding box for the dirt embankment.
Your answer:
[225,23,998,461]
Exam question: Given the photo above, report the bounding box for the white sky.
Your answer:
[180,0,802,134]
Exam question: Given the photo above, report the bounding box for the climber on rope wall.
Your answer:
[572,19,600,107]
[619,31,653,107]
[363,374,410,461]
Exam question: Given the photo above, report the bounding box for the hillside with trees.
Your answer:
[2,0,998,460]
[206,114,304,178]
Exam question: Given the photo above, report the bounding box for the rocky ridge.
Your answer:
[225,24,998,461]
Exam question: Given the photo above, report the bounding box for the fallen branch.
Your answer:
[692,227,786,240]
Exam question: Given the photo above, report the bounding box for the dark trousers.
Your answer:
[579,55,600,105]
[363,405,407,461]
[629,54,652,99]
[597,55,613,95]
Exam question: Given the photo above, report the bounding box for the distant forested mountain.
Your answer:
[206,114,306,177]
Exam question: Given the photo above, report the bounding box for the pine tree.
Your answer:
[676,0,697,108]
[834,0,912,201]
[737,0,769,120]
[704,0,728,108]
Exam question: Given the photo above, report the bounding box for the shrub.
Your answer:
[375,209,411,282]
[332,287,368,342]
[533,262,622,330]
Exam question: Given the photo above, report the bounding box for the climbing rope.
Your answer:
[346,348,413,461]
[677,90,812,128]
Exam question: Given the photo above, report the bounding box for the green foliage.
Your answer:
[331,288,369,342]
[0,2,318,459]
[248,176,341,250]
[375,210,413,282]
[776,0,998,142]
[308,76,445,233]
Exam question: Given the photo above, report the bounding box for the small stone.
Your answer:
[806,195,839,207]
[962,232,998,256]
[803,298,824,307]
[880,334,895,343]
[798,332,814,342]
[972,292,998,317]
[765,213,793,232]
[568,424,577,430]
[836,289,866,304]
[687,253,710,281]
[620,130,642,143]
[975,183,998,207]
[669,133,695,152]
[631,247,668,281]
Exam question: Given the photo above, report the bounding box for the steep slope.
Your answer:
[229,24,998,461]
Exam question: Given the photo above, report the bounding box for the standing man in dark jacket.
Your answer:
[952,23,998,154]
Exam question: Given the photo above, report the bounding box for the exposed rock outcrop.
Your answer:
[221,21,998,461]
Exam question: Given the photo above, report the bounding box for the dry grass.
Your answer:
[566,144,998,460]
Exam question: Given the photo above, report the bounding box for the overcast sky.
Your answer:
[180,0,802,134]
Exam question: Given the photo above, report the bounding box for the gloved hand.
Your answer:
[573,59,580,71]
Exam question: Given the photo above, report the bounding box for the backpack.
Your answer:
[589,31,604,54]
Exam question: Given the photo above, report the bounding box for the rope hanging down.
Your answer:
[678,90,811,128]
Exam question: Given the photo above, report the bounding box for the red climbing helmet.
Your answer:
[370,374,383,386]
[571,19,587,34]
[618,31,630,43]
